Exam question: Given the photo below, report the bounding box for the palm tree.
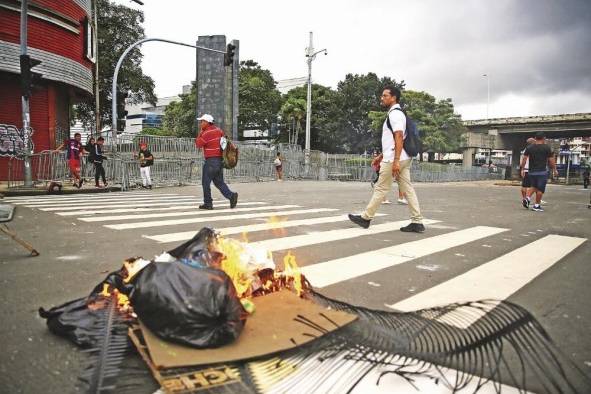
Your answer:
[280,98,307,146]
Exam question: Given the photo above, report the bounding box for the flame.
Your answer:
[283,252,303,296]
[100,283,131,312]
[241,232,249,243]
[267,215,288,237]
[218,237,254,298]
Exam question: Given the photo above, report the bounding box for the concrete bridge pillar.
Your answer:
[462,148,476,168]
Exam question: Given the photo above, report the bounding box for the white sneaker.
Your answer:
[397,198,408,205]
[382,199,392,204]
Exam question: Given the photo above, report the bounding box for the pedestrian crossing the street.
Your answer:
[4,191,587,318]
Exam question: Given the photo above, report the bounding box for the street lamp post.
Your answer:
[304,32,327,172]
[483,73,490,120]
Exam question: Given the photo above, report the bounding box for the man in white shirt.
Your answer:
[349,85,424,232]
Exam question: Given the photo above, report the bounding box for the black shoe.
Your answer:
[78,179,84,188]
[148,185,152,190]
[522,198,530,209]
[400,223,425,233]
[230,192,238,209]
[348,214,370,229]
[199,204,213,210]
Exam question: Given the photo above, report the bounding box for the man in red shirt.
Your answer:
[195,114,238,210]
[54,132,87,188]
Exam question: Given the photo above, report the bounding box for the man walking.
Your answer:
[349,86,424,232]
[195,114,238,210]
[520,132,557,212]
[520,137,536,208]
[54,132,87,188]
[93,137,108,188]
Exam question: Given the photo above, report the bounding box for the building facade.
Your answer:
[0,0,94,179]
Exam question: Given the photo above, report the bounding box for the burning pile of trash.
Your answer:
[40,227,310,349]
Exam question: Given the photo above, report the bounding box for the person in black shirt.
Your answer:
[520,132,557,212]
[138,142,153,189]
[583,167,590,189]
[94,137,107,188]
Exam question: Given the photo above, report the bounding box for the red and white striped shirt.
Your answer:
[195,124,224,158]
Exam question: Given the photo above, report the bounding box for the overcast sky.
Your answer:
[116,0,591,120]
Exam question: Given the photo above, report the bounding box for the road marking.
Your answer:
[301,226,508,288]
[144,213,386,243]
[56,202,267,216]
[22,196,198,208]
[387,234,586,328]
[5,193,180,203]
[38,199,201,211]
[106,208,340,230]
[250,219,440,252]
[78,205,301,222]
[2,191,176,201]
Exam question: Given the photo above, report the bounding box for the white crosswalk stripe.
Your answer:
[300,226,509,288]
[78,205,301,222]
[3,192,178,203]
[105,208,340,230]
[56,202,267,216]
[39,199,203,211]
[22,196,200,208]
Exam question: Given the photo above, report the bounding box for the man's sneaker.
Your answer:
[532,204,544,212]
[398,198,408,205]
[148,185,152,190]
[348,214,370,229]
[522,198,530,209]
[230,192,238,209]
[382,199,392,204]
[199,204,213,210]
[78,179,84,188]
[400,222,425,233]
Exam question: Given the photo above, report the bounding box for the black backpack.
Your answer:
[386,108,422,157]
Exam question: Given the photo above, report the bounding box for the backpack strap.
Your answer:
[386,107,405,137]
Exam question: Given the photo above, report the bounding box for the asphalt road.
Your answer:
[1,180,590,393]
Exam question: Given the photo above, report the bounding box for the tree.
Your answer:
[369,90,466,161]
[162,83,196,137]
[238,60,281,136]
[75,0,156,129]
[335,73,405,153]
[279,97,307,145]
[280,84,342,152]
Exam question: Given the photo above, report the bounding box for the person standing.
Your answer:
[349,85,424,232]
[93,137,107,188]
[520,137,536,208]
[274,152,284,181]
[54,132,87,188]
[195,114,238,210]
[583,166,590,189]
[520,132,557,212]
[138,142,153,189]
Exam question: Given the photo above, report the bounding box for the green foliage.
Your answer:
[140,127,176,136]
[238,60,282,135]
[335,73,405,153]
[75,0,156,128]
[162,84,196,137]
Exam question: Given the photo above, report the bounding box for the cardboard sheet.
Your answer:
[140,290,357,369]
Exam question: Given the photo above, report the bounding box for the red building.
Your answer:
[0,0,94,179]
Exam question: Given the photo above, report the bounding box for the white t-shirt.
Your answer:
[520,150,530,171]
[274,158,282,167]
[382,104,409,162]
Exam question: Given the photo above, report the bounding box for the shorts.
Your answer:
[521,172,531,188]
[68,159,81,173]
[529,174,548,193]
[275,165,283,172]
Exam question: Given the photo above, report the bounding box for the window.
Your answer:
[84,17,96,63]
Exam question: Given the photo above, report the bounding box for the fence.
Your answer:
[6,136,505,189]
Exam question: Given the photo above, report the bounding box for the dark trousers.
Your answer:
[202,157,233,205]
[94,162,106,185]
[584,177,589,189]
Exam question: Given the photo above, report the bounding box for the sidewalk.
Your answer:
[0,181,122,197]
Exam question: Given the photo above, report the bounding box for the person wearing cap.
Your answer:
[195,114,238,210]
[137,142,153,189]
[520,132,557,212]
[520,137,536,207]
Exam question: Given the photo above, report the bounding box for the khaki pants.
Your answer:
[362,159,423,223]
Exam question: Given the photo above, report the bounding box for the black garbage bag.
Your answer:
[39,297,99,347]
[129,260,246,348]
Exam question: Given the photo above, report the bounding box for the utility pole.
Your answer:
[93,0,100,136]
[20,0,32,186]
[304,32,327,172]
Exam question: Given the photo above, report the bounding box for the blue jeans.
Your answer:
[202,157,233,205]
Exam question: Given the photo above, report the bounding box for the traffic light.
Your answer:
[224,43,236,67]
[116,91,128,131]
[20,55,43,98]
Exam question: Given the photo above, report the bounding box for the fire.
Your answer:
[100,283,132,312]
[216,234,305,304]
[266,215,288,237]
